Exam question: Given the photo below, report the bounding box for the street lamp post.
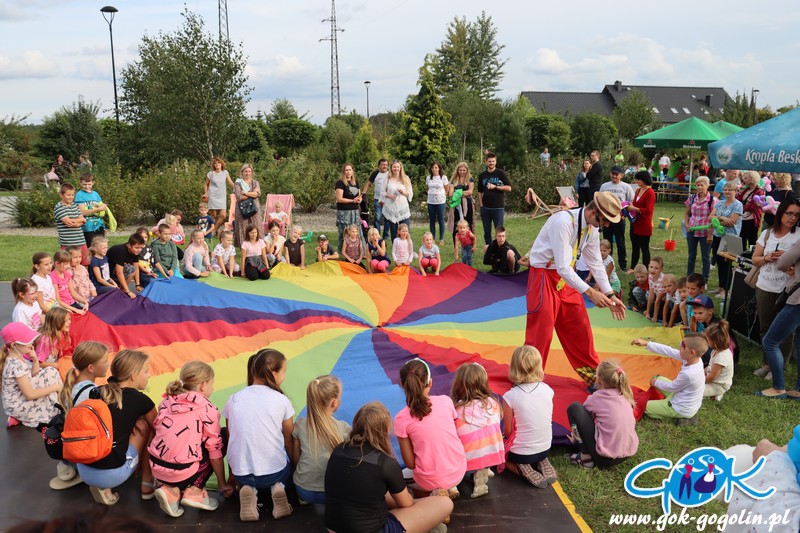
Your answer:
[751,88,760,126]
[364,80,371,120]
[100,6,120,131]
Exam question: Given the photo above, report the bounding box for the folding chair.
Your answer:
[556,186,578,208]
[525,188,562,219]
[264,194,294,236]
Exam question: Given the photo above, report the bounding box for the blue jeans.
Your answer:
[686,233,712,280]
[461,245,473,266]
[763,303,800,391]
[374,199,388,239]
[480,207,505,246]
[295,485,326,504]
[427,203,446,241]
[386,218,411,242]
[77,444,138,489]
[234,461,292,490]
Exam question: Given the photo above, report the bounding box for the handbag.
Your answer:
[775,281,800,312]
[238,197,257,219]
[743,229,771,289]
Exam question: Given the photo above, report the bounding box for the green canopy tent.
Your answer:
[712,120,745,137]
[634,117,728,188]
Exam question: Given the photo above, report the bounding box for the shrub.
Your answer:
[94,167,139,228]
[134,160,206,222]
[262,150,337,213]
[505,159,573,213]
[13,184,61,227]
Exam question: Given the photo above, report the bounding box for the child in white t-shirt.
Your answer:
[11,278,44,329]
[703,321,734,401]
[31,252,57,311]
[211,230,239,277]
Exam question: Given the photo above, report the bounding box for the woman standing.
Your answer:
[684,176,717,280]
[335,163,363,254]
[425,162,448,246]
[626,171,655,273]
[737,170,764,250]
[709,183,743,299]
[233,164,263,248]
[576,160,592,207]
[752,198,800,389]
[204,157,235,234]
[757,199,800,398]
[382,161,413,242]
[448,162,475,246]
[763,173,796,229]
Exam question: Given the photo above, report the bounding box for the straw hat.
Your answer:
[593,192,622,223]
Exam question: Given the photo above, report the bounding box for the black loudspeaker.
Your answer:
[726,267,760,343]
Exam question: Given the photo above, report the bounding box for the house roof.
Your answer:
[521,91,615,117]
[521,82,732,125]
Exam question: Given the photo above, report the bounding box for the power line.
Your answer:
[218,0,229,46]
[319,0,344,117]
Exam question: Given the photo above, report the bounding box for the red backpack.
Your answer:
[61,399,114,464]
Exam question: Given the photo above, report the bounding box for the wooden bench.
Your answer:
[655,181,694,202]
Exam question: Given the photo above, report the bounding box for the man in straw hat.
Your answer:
[525,191,626,373]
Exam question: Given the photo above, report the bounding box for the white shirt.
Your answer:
[372,171,388,201]
[708,349,734,391]
[223,385,295,476]
[659,156,671,168]
[31,273,56,304]
[503,382,554,455]
[756,229,800,293]
[647,342,704,417]
[12,301,42,329]
[425,175,449,205]
[599,181,634,204]
[528,208,612,294]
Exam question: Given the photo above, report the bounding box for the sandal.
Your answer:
[567,453,594,469]
[141,480,158,500]
[430,489,451,523]
[89,486,119,506]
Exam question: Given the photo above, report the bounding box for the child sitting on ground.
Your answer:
[454,219,476,266]
[50,250,87,314]
[291,375,350,504]
[680,273,706,329]
[196,202,215,242]
[641,333,706,425]
[264,221,286,268]
[315,234,339,263]
[31,252,57,311]
[152,224,182,279]
[418,231,441,276]
[341,224,364,268]
[11,278,43,330]
[503,345,557,488]
[211,230,238,277]
[1,323,62,429]
[367,227,390,273]
[35,307,72,367]
[67,245,95,304]
[284,225,306,269]
[182,229,211,279]
[660,274,678,327]
[391,223,414,267]
[703,320,734,401]
[450,363,504,498]
[135,227,158,288]
[395,357,467,498]
[268,201,289,235]
[566,360,639,469]
[88,238,118,294]
[627,264,649,312]
[599,239,621,297]
[153,210,185,247]
[240,224,270,281]
[483,226,521,274]
[645,257,666,323]
[149,361,231,518]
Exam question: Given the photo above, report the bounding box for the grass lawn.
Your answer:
[2,203,792,531]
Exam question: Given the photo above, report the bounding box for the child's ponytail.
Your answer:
[99,349,149,409]
[165,360,214,397]
[399,358,432,420]
[704,320,731,352]
[59,341,109,409]
[11,278,37,303]
[247,348,286,394]
[596,360,634,407]
[306,375,344,460]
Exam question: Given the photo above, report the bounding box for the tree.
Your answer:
[570,113,617,155]
[612,89,655,141]
[526,114,571,157]
[120,10,251,165]
[347,123,379,169]
[395,65,455,166]
[715,91,773,128]
[431,12,507,98]
[36,98,101,163]
[269,119,318,157]
[493,110,527,171]
[442,87,502,160]
[319,116,355,164]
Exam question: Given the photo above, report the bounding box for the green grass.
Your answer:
[2,203,790,531]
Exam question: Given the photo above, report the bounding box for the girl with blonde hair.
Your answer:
[382,160,413,241]
[566,359,638,469]
[291,375,350,504]
[447,162,475,246]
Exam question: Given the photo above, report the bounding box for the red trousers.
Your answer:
[525,268,599,370]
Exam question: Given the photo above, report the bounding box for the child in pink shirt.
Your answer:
[566,360,639,468]
[50,250,86,314]
[149,361,232,517]
[394,357,467,496]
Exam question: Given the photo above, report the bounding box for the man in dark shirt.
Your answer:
[477,151,512,250]
[483,226,521,274]
[585,150,603,204]
[107,233,146,298]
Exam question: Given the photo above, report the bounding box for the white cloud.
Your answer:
[527,48,569,74]
[0,50,57,79]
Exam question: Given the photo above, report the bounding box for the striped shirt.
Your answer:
[454,398,505,471]
[53,202,85,246]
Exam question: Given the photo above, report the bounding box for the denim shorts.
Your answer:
[234,461,291,490]
[76,444,138,489]
[384,512,406,533]
[295,484,326,504]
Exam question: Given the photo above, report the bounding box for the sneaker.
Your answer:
[6,416,21,428]
[57,462,77,481]
[517,463,547,489]
[676,415,699,426]
[753,366,770,377]
[154,487,184,518]
[471,468,489,498]
[49,474,83,490]
[270,482,292,519]
[487,469,495,478]
[181,489,219,511]
[712,394,724,402]
[239,485,259,522]
[537,458,558,484]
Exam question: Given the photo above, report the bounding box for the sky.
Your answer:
[2,0,799,126]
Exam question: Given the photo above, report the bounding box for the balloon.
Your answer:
[711,218,725,236]
[758,176,773,193]
[448,188,463,208]
[688,224,711,232]
[754,195,778,215]
[620,201,637,223]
